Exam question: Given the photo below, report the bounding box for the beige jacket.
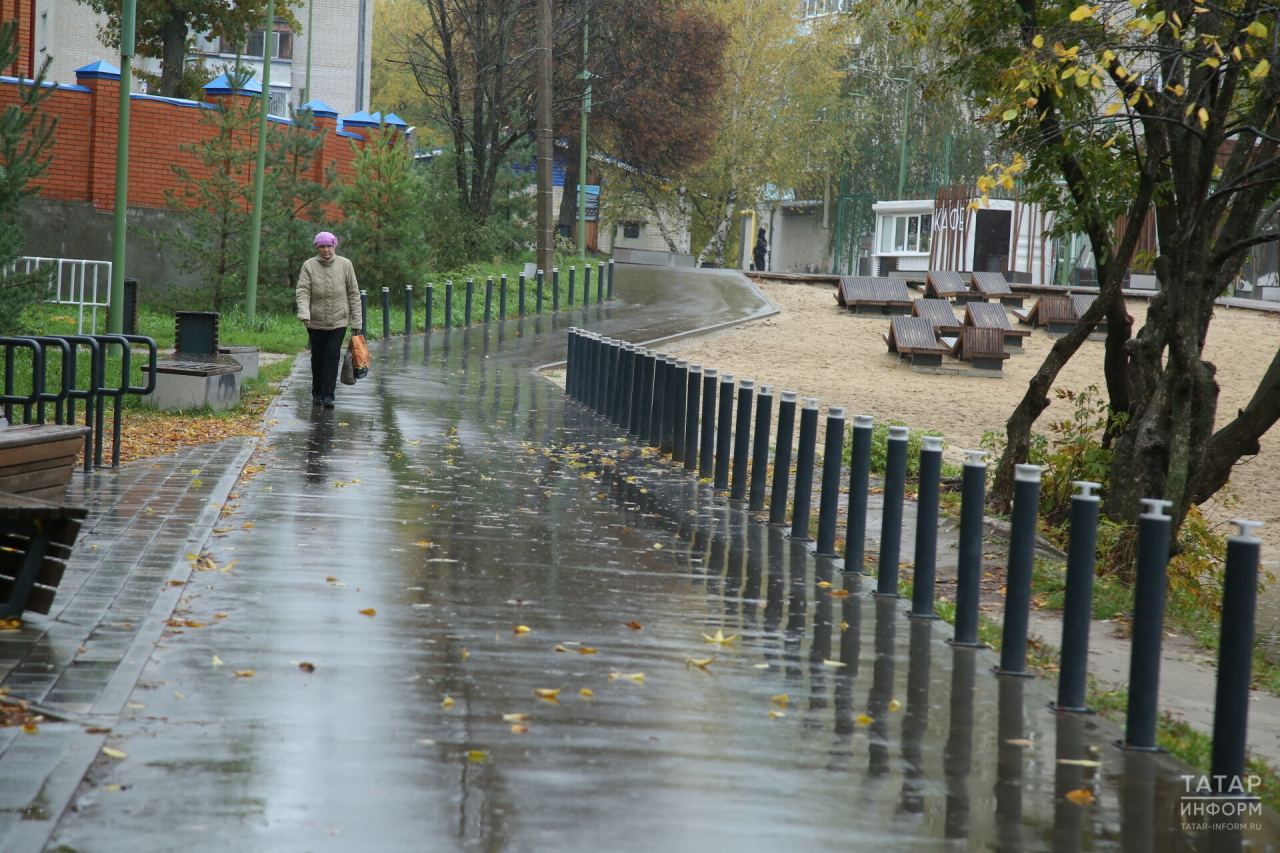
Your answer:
[296,255,363,330]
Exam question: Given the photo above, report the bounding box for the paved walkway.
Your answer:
[2,267,1276,851]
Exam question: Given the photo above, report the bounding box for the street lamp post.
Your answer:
[108,0,137,334]
[577,16,590,258]
[244,0,276,320]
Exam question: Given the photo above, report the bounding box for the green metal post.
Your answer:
[244,0,276,320]
[897,69,913,198]
[304,0,314,104]
[577,17,590,257]
[108,0,137,334]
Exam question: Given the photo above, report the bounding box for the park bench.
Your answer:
[947,327,1011,374]
[1072,293,1108,338]
[969,272,1024,308]
[964,302,1030,352]
[884,316,948,368]
[1013,296,1077,336]
[0,424,92,502]
[912,298,964,338]
[0,490,87,619]
[837,277,913,315]
[923,270,969,301]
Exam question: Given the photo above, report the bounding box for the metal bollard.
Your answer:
[599,339,615,418]
[518,273,527,316]
[615,344,632,427]
[1123,498,1174,748]
[628,348,646,436]
[423,284,432,332]
[584,334,599,411]
[908,435,945,617]
[638,350,657,442]
[607,259,615,300]
[789,397,819,541]
[465,278,475,326]
[844,415,874,574]
[671,361,688,461]
[684,365,702,471]
[499,275,508,319]
[597,261,606,303]
[583,265,592,306]
[1055,482,1101,712]
[381,287,391,339]
[749,386,773,512]
[1211,519,1265,791]
[359,290,368,336]
[996,464,1044,676]
[714,373,735,491]
[875,425,910,596]
[650,354,668,448]
[768,391,797,525]
[568,266,576,306]
[699,368,718,479]
[730,380,755,502]
[406,285,415,335]
[607,342,624,424]
[950,450,988,646]
[577,332,592,407]
[445,280,454,329]
[552,267,560,312]
[565,329,579,398]
[484,276,494,323]
[815,406,846,556]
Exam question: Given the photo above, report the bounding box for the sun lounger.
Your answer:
[924,271,968,301]
[912,298,964,337]
[884,316,948,368]
[1071,294,1108,336]
[964,302,1030,352]
[970,272,1024,308]
[838,277,912,316]
[1013,296,1077,336]
[947,327,1011,373]
[0,490,87,618]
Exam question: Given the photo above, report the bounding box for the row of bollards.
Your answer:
[364,261,616,339]
[563,326,1265,795]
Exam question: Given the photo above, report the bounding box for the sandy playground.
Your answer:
[660,280,1280,562]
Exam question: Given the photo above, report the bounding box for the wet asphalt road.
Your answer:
[45,267,1280,852]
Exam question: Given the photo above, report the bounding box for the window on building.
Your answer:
[39,13,47,52]
[878,213,932,253]
[623,222,641,239]
[220,20,293,59]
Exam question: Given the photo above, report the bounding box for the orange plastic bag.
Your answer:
[349,334,370,371]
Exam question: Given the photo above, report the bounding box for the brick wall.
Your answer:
[0,69,370,214]
[2,0,35,79]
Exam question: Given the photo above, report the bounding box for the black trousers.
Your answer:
[308,326,346,400]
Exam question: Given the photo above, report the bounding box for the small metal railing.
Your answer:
[16,257,113,334]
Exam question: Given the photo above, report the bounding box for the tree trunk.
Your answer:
[696,190,736,267]
[159,8,189,98]
[557,146,579,238]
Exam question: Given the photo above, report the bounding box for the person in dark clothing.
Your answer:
[296,231,363,408]
[753,227,768,272]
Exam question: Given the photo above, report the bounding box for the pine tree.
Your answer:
[0,21,57,335]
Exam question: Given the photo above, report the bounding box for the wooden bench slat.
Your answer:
[0,437,86,470]
[970,272,1014,296]
[926,271,967,298]
[965,302,1013,331]
[889,316,945,353]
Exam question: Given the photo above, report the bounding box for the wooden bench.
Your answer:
[965,302,1030,352]
[1072,293,1108,338]
[947,327,1011,373]
[0,491,87,618]
[912,298,964,337]
[837,276,913,315]
[884,316,948,368]
[924,270,969,301]
[0,424,93,502]
[1013,296,1077,336]
[970,272,1024,308]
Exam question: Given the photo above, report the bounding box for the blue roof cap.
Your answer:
[342,109,380,128]
[299,99,338,118]
[383,112,408,128]
[74,60,121,80]
[203,73,262,95]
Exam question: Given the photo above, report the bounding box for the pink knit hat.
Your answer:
[313,231,338,247]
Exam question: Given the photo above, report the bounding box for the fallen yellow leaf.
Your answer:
[510,724,529,734]
[1006,738,1036,747]
[888,699,901,711]
[441,696,455,709]
[533,688,562,699]
[702,630,739,646]
[212,655,224,666]
[514,625,531,634]
[685,657,715,669]
[22,722,38,734]
[502,713,530,722]
[770,694,789,706]
[856,714,873,725]
[817,581,832,588]
[625,621,643,630]
[578,647,597,655]
[822,659,846,668]
[652,543,663,549]
[173,691,186,699]
[461,647,470,660]
[609,672,645,684]
[102,747,127,759]
[1058,758,1102,767]
[553,645,570,652]
[1065,788,1096,806]
[830,589,850,597]
[326,576,339,582]
[468,750,488,763]
[770,709,785,719]
[359,608,377,617]
[580,688,594,699]
[233,670,255,678]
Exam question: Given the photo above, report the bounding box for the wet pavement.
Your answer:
[5,266,1279,851]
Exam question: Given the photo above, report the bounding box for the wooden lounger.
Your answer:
[1013,296,1076,336]
[947,327,1011,373]
[839,276,913,316]
[1072,293,1108,336]
[913,298,964,336]
[970,272,1024,308]
[965,302,1030,352]
[884,316,948,368]
[0,490,87,618]
[924,270,968,301]
[0,424,93,503]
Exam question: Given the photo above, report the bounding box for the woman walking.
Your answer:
[752,227,768,272]
[296,231,362,408]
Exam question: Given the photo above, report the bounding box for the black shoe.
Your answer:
[323,397,335,409]
[312,396,322,405]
